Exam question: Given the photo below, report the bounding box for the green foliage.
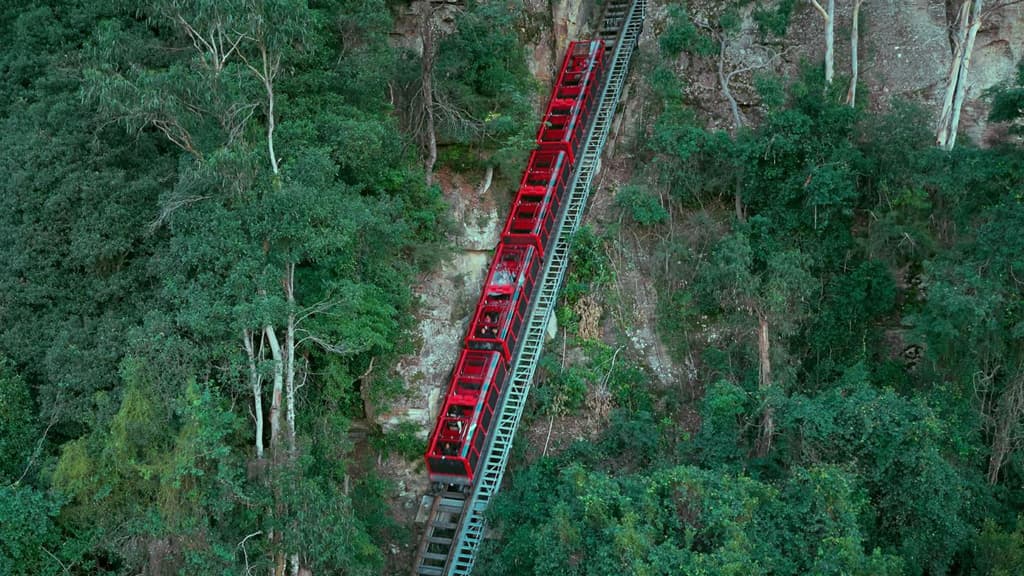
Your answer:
[988,59,1024,134]
[535,341,650,417]
[351,471,408,545]
[535,352,590,414]
[752,0,797,37]
[659,6,716,57]
[803,259,897,384]
[774,364,973,574]
[973,517,1024,576]
[0,0,450,571]
[630,55,1024,575]
[437,144,487,173]
[0,359,37,482]
[480,457,902,575]
[913,190,1024,388]
[564,226,614,303]
[754,73,786,110]
[649,64,686,106]
[694,380,750,467]
[372,421,427,462]
[762,466,904,576]
[433,0,535,163]
[0,485,63,576]
[615,184,669,226]
[693,231,816,356]
[275,463,384,576]
[2,2,1024,575]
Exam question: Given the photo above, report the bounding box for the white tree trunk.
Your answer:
[265,324,284,455]
[846,0,863,106]
[810,0,835,84]
[756,315,773,456]
[421,8,437,187]
[947,0,983,151]
[937,1,972,149]
[758,315,771,390]
[825,0,834,84]
[244,329,265,460]
[285,263,297,455]
[261,46,280,177]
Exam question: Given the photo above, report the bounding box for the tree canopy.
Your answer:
[3,2,1024,575]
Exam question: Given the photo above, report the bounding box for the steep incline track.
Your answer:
[413,1,645,574]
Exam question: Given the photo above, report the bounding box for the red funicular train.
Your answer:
[425,40,605,486]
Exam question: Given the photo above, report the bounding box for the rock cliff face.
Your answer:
[678,0,1023,141]
[380,0,1022,434]
[380,0,593,433]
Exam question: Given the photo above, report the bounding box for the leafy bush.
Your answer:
[753,0,797,37]
[563,226,613,303]
[615,184,669,226]
[372,421,426,462]
[659,6,716,57]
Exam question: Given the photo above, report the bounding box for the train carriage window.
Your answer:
[481,406,492,432]
[455,378,482,394]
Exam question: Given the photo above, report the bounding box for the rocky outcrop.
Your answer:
[382,0,1023,434]
[674,0,1023,144]
[381,0,594,433]
[381,171,502,432]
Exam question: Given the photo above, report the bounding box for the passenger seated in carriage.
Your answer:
[493,265,513,285]
[477,311,500,338]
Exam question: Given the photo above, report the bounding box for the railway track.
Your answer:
[413,1,646,573]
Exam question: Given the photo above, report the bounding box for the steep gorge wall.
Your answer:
[380,0,594,433]
[680,0,1023,142]
[380,0,1023,434]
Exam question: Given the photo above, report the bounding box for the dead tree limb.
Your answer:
[846,0,864,107]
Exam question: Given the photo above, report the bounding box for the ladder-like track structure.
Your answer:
[414,1,645,574]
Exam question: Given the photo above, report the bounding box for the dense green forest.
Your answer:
[0,1,530,574]
[478,8,1024,576]
[2,0,1024,575]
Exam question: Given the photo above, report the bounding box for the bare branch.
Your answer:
[148,194,213,232]
[983,0,1024,18]
[41,547,72,576]
[9,407,59,488]
[178,16,216,64]
[295,298,349,325]
[718,38,743,132]
[808,0,829,20]
[359,357,377,380]
[238,531,263,576]
[295,330,371,357]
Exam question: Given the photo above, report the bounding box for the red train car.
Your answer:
[425,350,506,484]
[465,244,540,361]
[537,40,604,162]
[425,39,607,488]
[501,150,568,255]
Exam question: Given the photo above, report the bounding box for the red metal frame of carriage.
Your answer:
[425,40,605,485]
